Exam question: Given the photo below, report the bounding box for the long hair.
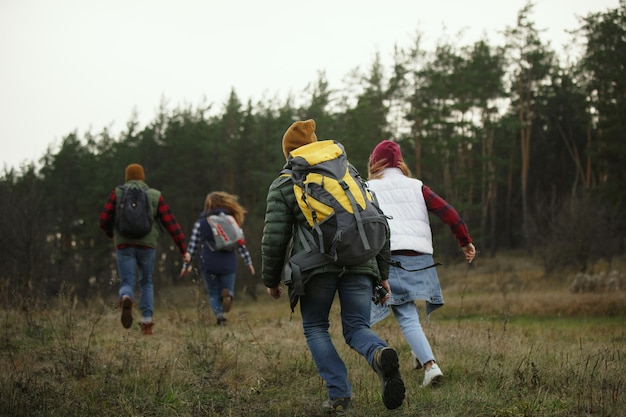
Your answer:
[204,191,247,226]
[367,158,412,180]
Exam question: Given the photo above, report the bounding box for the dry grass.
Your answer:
[1,254,625,416]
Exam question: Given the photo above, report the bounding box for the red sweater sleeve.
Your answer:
[99,189,116,238]
[156,196,187,254]
[422,185,473,247]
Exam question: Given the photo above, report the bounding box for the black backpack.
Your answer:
[116,184,153,239]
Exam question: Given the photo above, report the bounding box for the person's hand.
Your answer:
[380,280,392,306]
[462,243,476,263]
[179,265,190,278]
[183,252,191,264]
[248,264,256,275]
[267,285,282,299]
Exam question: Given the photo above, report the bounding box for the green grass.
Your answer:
[1,256,625,416]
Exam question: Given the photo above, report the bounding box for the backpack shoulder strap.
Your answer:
[340,178,371,251]
[275,168,293,187]
[199,215,217,251]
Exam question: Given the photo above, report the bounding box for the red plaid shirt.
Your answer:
[99,189,187,254]
[422,185,472,247]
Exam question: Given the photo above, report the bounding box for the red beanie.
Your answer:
[370,140,403,168]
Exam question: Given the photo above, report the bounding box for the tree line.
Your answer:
[1,3,624,300]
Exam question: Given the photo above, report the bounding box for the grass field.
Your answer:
[1,254,625,416]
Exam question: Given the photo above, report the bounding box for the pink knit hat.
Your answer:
[370,140,403,168]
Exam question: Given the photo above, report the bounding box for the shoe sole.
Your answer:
[120,297,133,329]
[424,373,443,388]
[378,349,406,410]
[430,374,443,387]
[221,288,233,313]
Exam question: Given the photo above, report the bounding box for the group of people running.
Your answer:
[99,119,476,415]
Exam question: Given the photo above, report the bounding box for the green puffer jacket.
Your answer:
[261,172,391,310]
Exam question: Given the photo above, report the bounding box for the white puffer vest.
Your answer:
[367,168,434,254]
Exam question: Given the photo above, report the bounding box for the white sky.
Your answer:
[0,0,619,171]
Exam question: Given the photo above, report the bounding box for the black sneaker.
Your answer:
[373,347,405,410]
[321,397,351,416]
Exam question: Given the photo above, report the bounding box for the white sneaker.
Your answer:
[411,351,423,369]
[422,363,443,387]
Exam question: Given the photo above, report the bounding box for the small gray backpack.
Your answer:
[206,212,245,251]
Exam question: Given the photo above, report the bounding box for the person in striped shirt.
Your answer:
[180,191,255,326]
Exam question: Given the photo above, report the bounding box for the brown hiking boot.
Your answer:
[140,322,154,335]
[221,288,233,313]
[120,296,134,329]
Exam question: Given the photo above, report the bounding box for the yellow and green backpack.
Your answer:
[282,140,389,271]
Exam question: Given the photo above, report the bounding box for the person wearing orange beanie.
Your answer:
[261,121,405,414]
[99,163,191,335]
[124,163,145,181]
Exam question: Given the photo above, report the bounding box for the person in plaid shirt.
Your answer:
[99,163,190,335]
[367,140,476,388]
[180,191,255,326]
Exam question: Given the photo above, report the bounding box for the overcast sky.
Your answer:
[0,0,619,171]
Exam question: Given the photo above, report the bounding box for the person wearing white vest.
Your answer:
[367,140,476,388]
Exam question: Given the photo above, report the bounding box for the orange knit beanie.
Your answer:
[125,163,145,181]
[282,119,318,159]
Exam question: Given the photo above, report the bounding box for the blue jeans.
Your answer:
[202,271,235,318]
[299,272,388,400]
[117,246,156,321]
[391,302,435,365]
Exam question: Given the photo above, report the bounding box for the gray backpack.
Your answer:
[206,212,245,251]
